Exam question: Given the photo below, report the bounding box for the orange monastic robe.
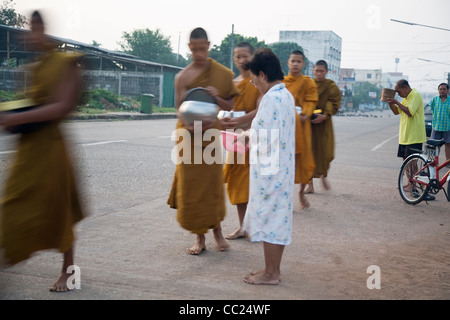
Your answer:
[167,58,239,235]
[284,73,318,184]
[223,76,260,205]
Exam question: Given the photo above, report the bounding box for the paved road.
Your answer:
[0,111,449,302]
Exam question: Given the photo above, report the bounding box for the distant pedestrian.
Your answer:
[429,83,450,162]
[0,10,86,292]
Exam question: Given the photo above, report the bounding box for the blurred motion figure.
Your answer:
[0,10,86,292]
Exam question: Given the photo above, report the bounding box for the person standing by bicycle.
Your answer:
[387,79,435,201]
[429,83,450,164]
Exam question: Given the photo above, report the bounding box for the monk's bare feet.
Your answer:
[322,177,331,191]
[304,183,314,194]
[49,272,72,292]
[214,226,230,252]
[243,271,280,285]
[299,192,311,210]
[226,228,249,240]
[188,234,206,255]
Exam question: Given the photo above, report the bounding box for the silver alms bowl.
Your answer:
[179,100,219,126]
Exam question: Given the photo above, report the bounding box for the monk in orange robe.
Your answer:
[283,51,318,209]
[221,42,261,240]
[167,28,239,255]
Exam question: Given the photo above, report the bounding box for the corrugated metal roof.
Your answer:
[0,24,184,71]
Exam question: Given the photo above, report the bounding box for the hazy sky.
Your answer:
[15,0,450,93]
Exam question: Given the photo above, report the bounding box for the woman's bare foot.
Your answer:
[243,271,280,285]
[214,226,230,252]
[49,272,72,292]
[226,228,249,240]
[188,234,206,255]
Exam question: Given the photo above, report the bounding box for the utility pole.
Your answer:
[230,24,235,70]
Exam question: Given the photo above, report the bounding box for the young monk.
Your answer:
[283,51,318,209]
[167,27,239,255]
[308,60,342,193]
[222,42,261,240]
[0,11,86,292]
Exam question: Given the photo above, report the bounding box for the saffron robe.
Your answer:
[0,51,86,265]
[223,76,260,205]
[167,58,239,235]
[284,73,318,184]
[311,79,341,178]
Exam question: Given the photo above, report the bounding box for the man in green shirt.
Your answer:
[387,79,434,200]
[429,83,450,162]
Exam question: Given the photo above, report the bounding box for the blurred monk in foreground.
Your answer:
[0,10,86,292]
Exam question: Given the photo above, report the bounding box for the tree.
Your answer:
[352,82,382,110]
[0,0,27,27]
[119,28,187,67]
[268,42,308,76]
[209,33,266,74]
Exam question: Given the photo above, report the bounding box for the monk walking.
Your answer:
[222,42,261,240]
[167,28,239,255]
[283,51,318,209]
[308,60,342,193]
[0,11,86,292]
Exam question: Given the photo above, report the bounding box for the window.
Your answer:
[367,74,372,79]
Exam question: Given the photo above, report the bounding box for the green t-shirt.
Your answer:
[397,89,426,145]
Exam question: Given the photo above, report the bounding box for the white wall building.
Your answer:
[279,30,342,82]
[381,72,409,89]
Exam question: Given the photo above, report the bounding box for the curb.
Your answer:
[69,113,178,121]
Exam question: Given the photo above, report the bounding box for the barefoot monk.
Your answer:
[168,28,239,255]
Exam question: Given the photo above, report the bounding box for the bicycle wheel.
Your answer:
[398,154,431,205]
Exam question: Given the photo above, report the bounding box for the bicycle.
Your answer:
[398,139,450,205]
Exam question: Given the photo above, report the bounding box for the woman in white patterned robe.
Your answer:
[242,48,296,285]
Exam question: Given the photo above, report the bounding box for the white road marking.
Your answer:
[0,140,129,154]
[80,140,128,147]
[371,135,398,152]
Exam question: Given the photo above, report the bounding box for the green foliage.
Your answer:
[209,33,266,74]
[268,42,308,76]
[119,28,187,67]
[351,82,382,109]
[80,89,140,112]
[0,0,27,27]
[0,90,25,102]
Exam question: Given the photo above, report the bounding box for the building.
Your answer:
[354,69,382,87]
[279,30,342,82]
[381,72,409,90]
[0,24,183,107]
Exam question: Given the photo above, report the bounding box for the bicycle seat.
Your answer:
[426,139,446,147]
